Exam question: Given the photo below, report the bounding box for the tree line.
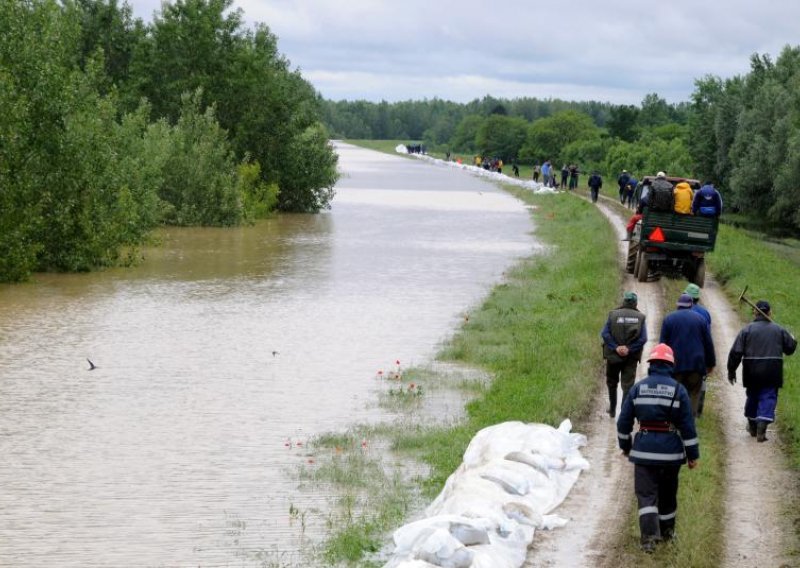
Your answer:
[324,47,800,235]
[0,0,339,282]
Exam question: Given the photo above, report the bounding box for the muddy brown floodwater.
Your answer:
[0,143,536,566]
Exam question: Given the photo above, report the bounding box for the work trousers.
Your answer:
[635,463,681,543]
[744,386,779,423]
[606,358,638,410]
[673,371,704,417]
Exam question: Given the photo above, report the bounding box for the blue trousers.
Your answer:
[744,387,779,423]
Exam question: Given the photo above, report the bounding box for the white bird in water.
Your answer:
[87,359,97,371]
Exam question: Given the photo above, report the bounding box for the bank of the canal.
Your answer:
[310,150,620,565]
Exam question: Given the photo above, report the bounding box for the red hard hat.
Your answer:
[647,343,675,364]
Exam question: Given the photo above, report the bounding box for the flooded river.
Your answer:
[0,143,535,566]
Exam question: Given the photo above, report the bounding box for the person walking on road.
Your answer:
[727,300,797,442]
[685,283,711,415]
[601,291,648,417]
[617,343,699,553]
[588,171,602,203]
[660,293,716,416]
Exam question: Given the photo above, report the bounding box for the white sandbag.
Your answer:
[384,421,588,568]
[414,528,473,568]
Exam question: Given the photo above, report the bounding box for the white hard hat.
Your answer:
[656,171,666,178]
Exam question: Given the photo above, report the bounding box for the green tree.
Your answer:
[607,104,640,142]
[475,115,528,160]
[450,115,483,153]
[520,110,600,163]
[159,90,241,226]
[278,123,339,212]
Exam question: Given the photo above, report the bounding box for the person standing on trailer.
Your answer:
[617,343,699,553]
[727,300,797,442]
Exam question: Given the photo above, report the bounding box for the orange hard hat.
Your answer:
[647,343,675,365]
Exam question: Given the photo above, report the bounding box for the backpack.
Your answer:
[649,179,674,212]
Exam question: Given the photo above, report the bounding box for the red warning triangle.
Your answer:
[648,227,666,242]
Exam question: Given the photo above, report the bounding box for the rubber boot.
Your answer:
[756,421,769,442]
[747,419,757,437]
[607,386,617,418]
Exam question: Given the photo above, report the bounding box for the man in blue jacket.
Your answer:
[618,343,699,552]
[691,182,723,216]
[727,300,797,441]
[660,293,716,416]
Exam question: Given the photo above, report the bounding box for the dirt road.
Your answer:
[527,200,795,567]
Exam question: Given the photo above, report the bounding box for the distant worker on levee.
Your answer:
[601,291,648,417]
[673,181,694,214]
[588,170,603,203]
[727,299,797,442]
[692,181,723,216]
[617,343,699,553]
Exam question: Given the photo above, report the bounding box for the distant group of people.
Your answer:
[603,286,796,552]
[474,155,504,173]
[531,161,580,190]
[406,143,426,154]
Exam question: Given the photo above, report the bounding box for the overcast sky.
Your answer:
[127,0,799,105]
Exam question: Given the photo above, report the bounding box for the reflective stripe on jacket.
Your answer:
[727,316,797,389]
[617,365,699,465]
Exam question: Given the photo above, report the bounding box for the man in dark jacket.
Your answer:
[588,171,602,203]
[618,343,699,552]
[617,170,631,203]
[601,291,648,417]
[727,300,797,441]
[660,293,716,416]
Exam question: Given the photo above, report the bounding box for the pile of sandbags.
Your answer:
[383,420,588,568]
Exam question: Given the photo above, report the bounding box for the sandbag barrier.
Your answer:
[383,420,589,568]
[394,145,559,195]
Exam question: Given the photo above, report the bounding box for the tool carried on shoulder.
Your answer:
[738,285,774,323]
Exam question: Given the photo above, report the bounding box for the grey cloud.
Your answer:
[129,0,800,104]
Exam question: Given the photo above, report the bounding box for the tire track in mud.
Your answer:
[526,201,663,566]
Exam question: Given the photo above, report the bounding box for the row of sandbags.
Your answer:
[383,420,589,568]
[394,147,558,195]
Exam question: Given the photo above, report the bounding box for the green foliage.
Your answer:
[277,123,339,212]
[450,115,483,153]
[474,115,528,160]
[519,110,600,163]
[159,90,242,226]
[0,0,339,279]
[607,104,640,142]
[604,136,693,179]
[561,137,614,175]
[237,161,279,220]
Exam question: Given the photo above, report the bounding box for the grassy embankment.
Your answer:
[307,155,620,564]
[318,143,796,565]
